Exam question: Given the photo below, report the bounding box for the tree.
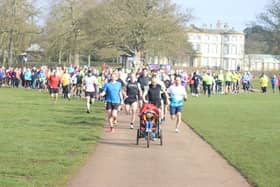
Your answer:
[248,0,280,55]
[244,25,269,54]
[83,0,193,67]
[0,0,40,66]
[42,0,98,66]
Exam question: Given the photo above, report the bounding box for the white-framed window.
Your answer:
[203,57,209,67]
[213,36,218,41]
[224,44,229,55]
[224,35,229,42]
[211,44,218,54]
[232,36,237,42]
[231,45,237,55]
[205,44,210,54]
[223,58,229,70]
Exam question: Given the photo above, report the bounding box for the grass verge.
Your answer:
[0,88,105,187]
[183,93,280,187]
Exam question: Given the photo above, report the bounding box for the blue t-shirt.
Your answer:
[271,77,277,86]
[103,81,122,104]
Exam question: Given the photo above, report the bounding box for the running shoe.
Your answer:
[175,128,179,133]
[86,110,90,114]
[109,126,115,133]
[130,123,134,129]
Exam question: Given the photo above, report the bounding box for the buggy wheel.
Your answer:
[147,132,151,148]
[160,129,163,146]
[136,129,140,145]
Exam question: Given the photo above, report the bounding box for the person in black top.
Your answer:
[123,73,142,129]
[192,71,201,97]
[137,68,150,108]
[143,75,169,112]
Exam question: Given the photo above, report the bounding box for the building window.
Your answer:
[224,35,229,42]
[205,44,210,54]
[211,44,218,54]
[232,36,237,42]
[224,44,229,55]
[232,45,237,55]
[213,36,218,41]
[203,57,209,67]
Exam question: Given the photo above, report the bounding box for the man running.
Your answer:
[84,70,98,113]
[61,69,71,100]
[100,72,122,133]
[123,73,142,129]
[137,68,150,108]
[143,75,169,118]
[48,70,60,104]
[167,75,187,133]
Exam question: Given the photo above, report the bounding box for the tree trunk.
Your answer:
[58,49,62,65]
[68,53,72,65]
[74,53,79,66]
[88,55,91,66]
[1,48,6,67]
[8,34,14,66]
[134,50,142,69]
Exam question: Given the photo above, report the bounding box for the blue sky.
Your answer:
[174,0,269,31]
[37,0,269,31]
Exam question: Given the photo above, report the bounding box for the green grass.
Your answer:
[183,92,280,187]
[0,88,105,187]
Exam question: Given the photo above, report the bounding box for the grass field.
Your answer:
[0,88,105,187]
[183,92,280,187]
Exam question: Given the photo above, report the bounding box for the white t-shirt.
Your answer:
[167,85,186,107]
[84,75,97,92]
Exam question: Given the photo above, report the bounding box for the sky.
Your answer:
[174,0,270,32]
[37,0,269,31]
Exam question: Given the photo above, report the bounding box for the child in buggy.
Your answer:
[137,104,163,148]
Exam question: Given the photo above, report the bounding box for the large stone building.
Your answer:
[187,22,245,70]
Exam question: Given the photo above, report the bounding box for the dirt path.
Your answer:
[68,112,251,187]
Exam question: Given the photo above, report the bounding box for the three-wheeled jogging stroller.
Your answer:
[136,104,163,148]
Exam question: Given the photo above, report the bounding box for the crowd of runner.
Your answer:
[1,65,280,132]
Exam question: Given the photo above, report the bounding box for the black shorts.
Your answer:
[124,97,137,105]
[106,102,120,111]
[50,88,59,94]
[149,100,161,109]
[161,93,168,105]
[261,87,267,93]
[225,81,231,86]
[85,91,96,98]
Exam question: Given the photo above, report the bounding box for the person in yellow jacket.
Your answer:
[260,73,268,95]
[61,69,71,100]
[225,70,233,94]
[217,70,224,94]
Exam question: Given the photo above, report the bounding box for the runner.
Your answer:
[61,69,71,100]
[84,70,98,113]
[100,72,122,133]
[225,70,233,94]
[278,73,280,94]
[271,75,277,94]
[123,73,142,129]
[167,75,187,133]
[259,73,268,95]
[137,68,150,108]
[48,70,60,104]
[142,75,169,119]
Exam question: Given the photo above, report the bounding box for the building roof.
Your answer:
[187,24,244,35]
